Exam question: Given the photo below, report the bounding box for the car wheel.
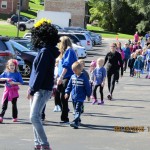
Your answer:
[21,62,31,77]
[19,25,26,31]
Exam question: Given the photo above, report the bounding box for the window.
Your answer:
[1,1,7,9]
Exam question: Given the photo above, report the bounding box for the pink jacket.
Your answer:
[1,85,19,104]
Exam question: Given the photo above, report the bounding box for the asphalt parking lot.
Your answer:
[0,38,150,150]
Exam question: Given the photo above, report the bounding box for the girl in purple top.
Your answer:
[92,58,106,105]
[0,59,23,123]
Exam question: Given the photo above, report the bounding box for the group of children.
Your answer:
[52,57,106,129]
[128,44,150,78]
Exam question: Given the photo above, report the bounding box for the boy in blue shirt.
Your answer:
[65,61,91,129]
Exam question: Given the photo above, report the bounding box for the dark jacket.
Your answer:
[128,58,135,68]
[29,45,60,96]
[104,51,123,75]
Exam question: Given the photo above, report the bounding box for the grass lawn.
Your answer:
[0,24,28,37]
[87,24,134,39]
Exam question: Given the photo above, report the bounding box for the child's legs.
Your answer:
[74,101,83,126]
[11,98,18,119]
[93,84,99,99]
[0,98,8,118]
[99,85,104,100]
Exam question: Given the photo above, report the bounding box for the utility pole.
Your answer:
[17,0,21,37]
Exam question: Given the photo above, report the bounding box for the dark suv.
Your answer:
[7,14,29,25]
[0,36,24,73]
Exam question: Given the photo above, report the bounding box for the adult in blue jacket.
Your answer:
[57,36,78,124]
[27,19,60,150]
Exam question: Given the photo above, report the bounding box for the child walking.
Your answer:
[89,60,96,100]
[78,59,90,113]
[133,55,144,78]
[128,53,136,77]
[0,59,24,123]
[65,62,91,129]
[92,58,106,105]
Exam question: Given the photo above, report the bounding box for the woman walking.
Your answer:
[104,43,123,100]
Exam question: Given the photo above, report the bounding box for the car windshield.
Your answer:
[10,40,32,52]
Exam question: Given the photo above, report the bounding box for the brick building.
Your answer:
[0,0,29,15]
[45,0,86,27]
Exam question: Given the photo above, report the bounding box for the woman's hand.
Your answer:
[64,93,69,99]
[27,88,33,100]
[57,77,63,85]
[101,82,105,87]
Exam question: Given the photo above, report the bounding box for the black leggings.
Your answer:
[107,71,118,95]
[57,78,70,122]
[93,84,104,100]
[0,97,18,118]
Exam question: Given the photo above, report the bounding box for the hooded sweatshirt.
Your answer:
[29,45,60,96]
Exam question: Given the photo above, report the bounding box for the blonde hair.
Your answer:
[78,59,85,65]
[97,58,104,67]
[72,61,82,71]
[58,36,72,59]
[5,59,18,72]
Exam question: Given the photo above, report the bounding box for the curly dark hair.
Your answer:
[31,21,59,48]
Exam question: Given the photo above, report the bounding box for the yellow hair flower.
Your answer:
[34,18,52,28]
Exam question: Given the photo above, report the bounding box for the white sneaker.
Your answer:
[57,105,61,112]
[53,106,58,112]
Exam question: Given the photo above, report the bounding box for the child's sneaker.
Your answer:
[57,105,61,112]
[98,100,104,105]
[53,106,58,112]
[12,118,18,122]
[34,145,41,150]
[92,99,97,104]
[145,75,148,78]
[70,122,78,129]
[0,117,3,123]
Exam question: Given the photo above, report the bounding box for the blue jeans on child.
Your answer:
[72,101,83,126]
[30,89,52,147]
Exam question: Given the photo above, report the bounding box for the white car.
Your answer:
[72,43,87,59]
[71,33,93,51]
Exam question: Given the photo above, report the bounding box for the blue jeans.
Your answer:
[72,101,83,126]
[30,89,52,147]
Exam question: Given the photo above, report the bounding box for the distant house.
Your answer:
[44,0,86,27]
[0,0,29,15]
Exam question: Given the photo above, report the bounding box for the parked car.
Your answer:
[71,33,93,50]
[13,37,86,59]
[58,32,81,46]
[7,14,29,25]
[64,26,87,32]
[0,36,25,74]
[17,19,35,31]
[9,40,37,77]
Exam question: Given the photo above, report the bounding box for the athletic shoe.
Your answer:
[0,117,3,123]
[92,99,97,104]
[34,145,41,150]
[107,95,112,100]
[70,122,78,129]
[145,75,148,78]
[12,118,18,122]
[53,106,58,112]
[98,100,104,105]
[57,105,61,112]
